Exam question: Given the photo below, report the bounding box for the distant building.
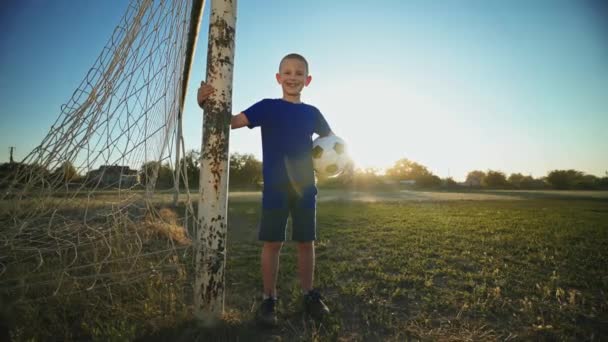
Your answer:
[86,165,139,187]
[463,179,481,187]
[399,180,416,186]
[382,179,416,187]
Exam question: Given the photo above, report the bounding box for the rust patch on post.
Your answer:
[195,0,237,320]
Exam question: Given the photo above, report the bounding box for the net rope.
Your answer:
[0,0,214,337]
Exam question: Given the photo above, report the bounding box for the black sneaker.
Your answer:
[256,297,278,327]
[303,289,330,319]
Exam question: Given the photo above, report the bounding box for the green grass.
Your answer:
[3,193,608,341]
[138,197,608,341]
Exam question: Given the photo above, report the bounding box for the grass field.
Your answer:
[3,190,608,341]
[140,190,608,341]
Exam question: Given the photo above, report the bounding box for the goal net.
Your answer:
[0,0,205,339]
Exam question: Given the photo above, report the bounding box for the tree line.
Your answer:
[322,158,608,190]
[1,154,607,191]
[0,152,262,190]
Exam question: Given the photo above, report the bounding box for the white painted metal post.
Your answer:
[173,111,182,206]
[194,0,237,321]
[175,0,206,206]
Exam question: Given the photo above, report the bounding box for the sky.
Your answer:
[0,0,607,181]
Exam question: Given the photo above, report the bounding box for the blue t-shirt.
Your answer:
[243,98,332,190]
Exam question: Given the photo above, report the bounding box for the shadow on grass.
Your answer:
[133,301,343,342]
[134,318,281,342]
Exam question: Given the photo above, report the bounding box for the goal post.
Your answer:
[194,0,237,320]
[174,0,207,207]
[0,0,228,336]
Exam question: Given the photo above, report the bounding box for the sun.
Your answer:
[311,77,428,171]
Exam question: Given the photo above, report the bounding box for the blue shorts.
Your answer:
[259,185,317,242]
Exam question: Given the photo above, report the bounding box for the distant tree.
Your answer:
[51,161,79,183]
[507,173,543,189]
[484,170,508,188]
[140,161,158,186]
[416,173,442,188]
[597,172,608,190]
[355,167,381,184]
[158,163,174,188]
[386,158,432,181]
[360,167,380,177]
[519,175,541,189]
[179,149,200,189]
[546,169,585,190]
[465,170,486,187]
[388,159,427,179]
[385,158,443,188]
[575,174,598,190]
[0,162,50,188]
[0,162,22,188]
[444,177,459,188]
[508,173,525,189]
[140,161,173,188]
[177,150,262,189]
[344,167,386,190]
[229,153,262,188]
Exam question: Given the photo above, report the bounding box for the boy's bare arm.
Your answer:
[198,82,248,130]
[230,113,250,129]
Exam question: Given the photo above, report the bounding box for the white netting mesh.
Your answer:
[0,0,203,338]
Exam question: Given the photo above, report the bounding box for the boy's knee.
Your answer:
[263,241,284,252]
[297,241,314,250]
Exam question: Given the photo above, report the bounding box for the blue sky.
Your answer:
[1,0,606,181]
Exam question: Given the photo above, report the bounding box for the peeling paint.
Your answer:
[194,0,236,320]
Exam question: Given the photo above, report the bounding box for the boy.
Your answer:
[197,53,332,327]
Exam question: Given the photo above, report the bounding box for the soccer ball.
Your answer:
[312,135,348,177]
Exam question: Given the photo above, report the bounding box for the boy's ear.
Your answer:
[275,73,282,84]
[305,75,312,86]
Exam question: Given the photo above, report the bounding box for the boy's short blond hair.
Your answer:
[279,53,309,74]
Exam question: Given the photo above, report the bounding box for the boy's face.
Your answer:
[276,58,312,97]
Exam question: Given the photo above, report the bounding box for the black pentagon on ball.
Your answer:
[333,142,344,154]
[312,145,324,159]
[326,164,338,174]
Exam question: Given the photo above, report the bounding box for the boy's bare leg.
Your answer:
[298,241,329,318]
[297,241,315,292]
[261,242,283,297]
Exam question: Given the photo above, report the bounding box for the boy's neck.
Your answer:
[282,94,302,104]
